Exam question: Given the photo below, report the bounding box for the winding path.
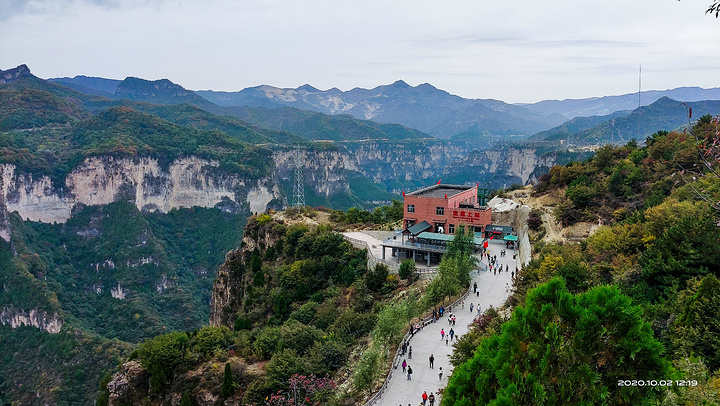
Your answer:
[375,240,516,406]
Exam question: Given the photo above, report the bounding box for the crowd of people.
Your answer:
[391,241,518,406]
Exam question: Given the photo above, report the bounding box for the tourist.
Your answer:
[449,328,455,340]
[409,346,413,359]
[407,365,413,380]
[441,328,445,340]
[429,354,434,369]
[429,393,436,406]
[470,303,473,312]
[402,359,407,373]
[439,367,443,380]
[422,391,428,405]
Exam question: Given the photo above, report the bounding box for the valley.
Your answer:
[1,63,720,405]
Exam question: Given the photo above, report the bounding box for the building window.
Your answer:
[449,224,455,234]
[407,204,415,213]
[436,207,444,215]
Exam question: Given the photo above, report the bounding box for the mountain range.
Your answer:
[527,97,720,145]
[50,73,720,139]
[4,63,720,404]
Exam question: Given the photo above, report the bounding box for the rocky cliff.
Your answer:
[0,156,282,228]
[0,144,560,232]
[0,306,62,333]
[210,217,283,327]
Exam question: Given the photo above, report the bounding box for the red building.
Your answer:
[403,184,491,236]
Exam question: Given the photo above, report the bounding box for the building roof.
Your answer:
[408,184,474,198]
[407,220,432,235]
[417,231,485,245]
[504,234,518,241]
[487,225,513,234]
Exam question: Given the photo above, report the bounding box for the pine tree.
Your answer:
[221,362,233,398]
[179,390,192,406]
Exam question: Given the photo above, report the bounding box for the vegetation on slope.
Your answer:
[444,115,720,405]
[0,204,247,404]
[102,209,420,404]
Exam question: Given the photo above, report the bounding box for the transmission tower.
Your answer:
[292,145,305,208]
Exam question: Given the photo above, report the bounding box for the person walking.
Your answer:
[441,328,445,340]
[402,359,407,373]
[470,303,474,312]
[409,346,413,359]
[438,367,443,380]
[429,354,434,369]
[429,393,436,406]
[449,328,455,341]
[407,365,413,380]
[422,391,428,405]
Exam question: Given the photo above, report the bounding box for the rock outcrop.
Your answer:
[0,64,31,84]
[489,196,532,268]
[210,217,283,327]
[0,306,62,333]
[0,156,277,225]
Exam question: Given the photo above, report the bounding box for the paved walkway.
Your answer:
[343,231,384,258]
[376,240,516,406]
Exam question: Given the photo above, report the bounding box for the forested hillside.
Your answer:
[444,116,720,405]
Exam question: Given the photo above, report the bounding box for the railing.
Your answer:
[361,280,473,406]
[342,234,401,271]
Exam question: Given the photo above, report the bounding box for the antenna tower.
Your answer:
[292,145,305,208]
[638,64,641,139]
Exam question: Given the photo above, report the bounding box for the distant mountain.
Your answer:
[531,97,720,145]
[125,103,305,145]
[198,80,567,138]
[519,86,720,119]
[526,110,632,144]
[223,105,434,142]
[114,77,217,109]
[0,64,32,84]
[48,75,121,96]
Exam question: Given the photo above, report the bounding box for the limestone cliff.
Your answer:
[445,147,559,187]
[0,306,62,334]
[339,141,470,184]
[0,156,282,227]
[0,144,562,234]
[210,217,282,327]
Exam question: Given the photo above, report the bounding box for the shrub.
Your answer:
[398,260,418,281]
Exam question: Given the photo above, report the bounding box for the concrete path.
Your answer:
[376,240,516,406]
[343,231,384,258]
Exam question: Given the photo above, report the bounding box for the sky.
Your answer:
[0,0,719,103]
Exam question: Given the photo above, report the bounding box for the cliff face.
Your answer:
[0,143,559,233]
[210,219,282,327]
[340,141,470,184]
[0,306,62,334]
[0,156,281,227]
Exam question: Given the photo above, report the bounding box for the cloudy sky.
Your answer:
[1,0,718,103]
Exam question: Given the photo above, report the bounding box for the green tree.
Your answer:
[136,332,190,392]
[671,275,720,371]
[398,259,418,281]
[365,263,389,292]
[222,362,233,398]
[180,390,193,406]
[443,278,668,406]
